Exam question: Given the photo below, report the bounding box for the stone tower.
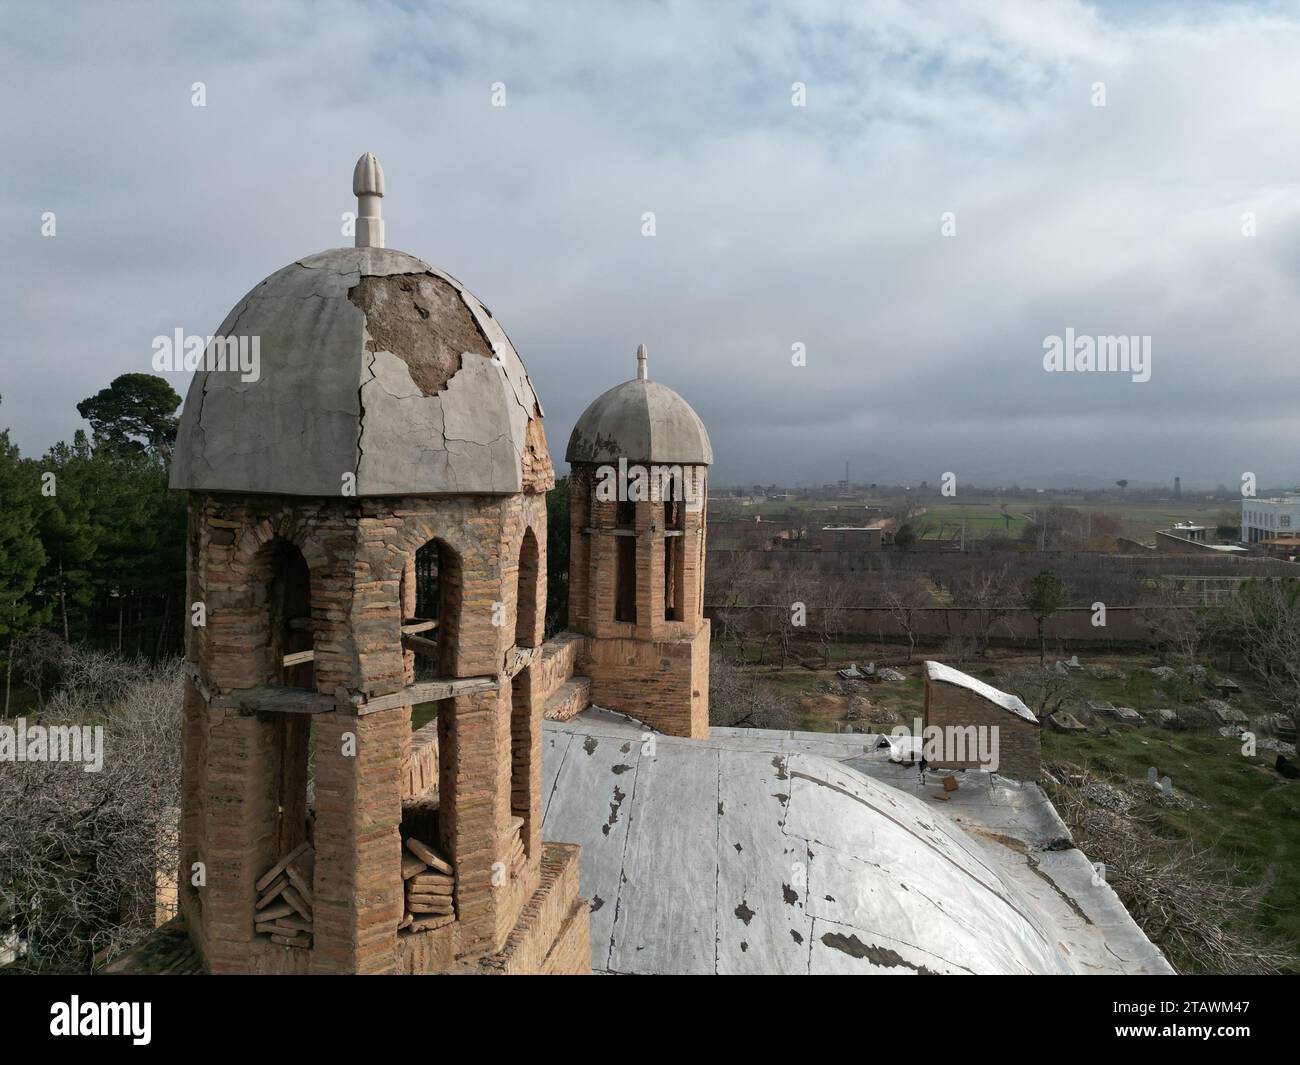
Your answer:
[565,345,713,738]
[168,154,588,974]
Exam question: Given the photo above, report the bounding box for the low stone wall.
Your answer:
[707,605,1179,646]
[536,633,586,704]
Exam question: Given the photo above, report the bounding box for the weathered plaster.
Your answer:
[171,247,552,497]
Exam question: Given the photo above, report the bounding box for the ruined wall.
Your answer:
[707,604,1180,646]
[181,488,564,974]
[923,679,1040,781]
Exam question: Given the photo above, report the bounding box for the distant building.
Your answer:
[810,524,883,551]
[1259,535,1300,560]
[1241,497,1300,545]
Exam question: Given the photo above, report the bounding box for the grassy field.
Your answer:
[722,495,1235,544]
[1042,722,1299,969]
[908,498,1235,542]
[718,641,1297,972]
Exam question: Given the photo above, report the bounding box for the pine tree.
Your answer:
[0,398,49,711]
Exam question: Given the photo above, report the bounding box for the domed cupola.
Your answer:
[170,152,551,497]
[565,344,711,467]
[564,344,713,740]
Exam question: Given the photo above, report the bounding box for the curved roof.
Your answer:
[565,349,711,466]
[542,708,1173,975]
[170,246,552,497]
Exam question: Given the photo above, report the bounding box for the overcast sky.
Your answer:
[3,0,1298,489]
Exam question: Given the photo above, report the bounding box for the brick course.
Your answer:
[180,488,586,974]
[923,674,1041,781]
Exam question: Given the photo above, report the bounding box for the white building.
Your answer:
[1241,496,1300,544]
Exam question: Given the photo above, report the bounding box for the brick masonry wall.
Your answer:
[586,623,710,738]
[568,464,711,738]
[181,487,568,973]
[923,677,1041,781]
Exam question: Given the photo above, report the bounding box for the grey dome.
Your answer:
[566,357,711,466]
[170,246,549,497]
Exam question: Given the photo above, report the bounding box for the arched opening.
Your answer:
[509,667,533,860]
[663,475,684,621]
[397,537,464,936]
[516,527,539,648]
[263,539,314,689]
[404,538,461,677]
[249,538,316,928]
[615,537,637,623]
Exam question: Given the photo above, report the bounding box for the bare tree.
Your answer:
[1044,764,1297,975]
[1212,579,1300,735]
[815,574,849,666]
[0,645,181,972]
[997,665,1079,725]
[709,652,797,730]
[880,578,932,662]
[707,550,759,663]
[951,564,1014,655]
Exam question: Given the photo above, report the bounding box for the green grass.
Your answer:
[411,702,439,730]
[716,496,1234,543]
[721,642,1296,967]
[1044,724,1300,962]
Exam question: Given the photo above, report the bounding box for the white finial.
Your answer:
[353,152,385,249]
[636,342,648,380]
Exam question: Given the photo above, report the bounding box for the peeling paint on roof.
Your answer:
[542,708,1172,975]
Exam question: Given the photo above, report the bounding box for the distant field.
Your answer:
[720,495,1236,544]
[914,499,1233,542]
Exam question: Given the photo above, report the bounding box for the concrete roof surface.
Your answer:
[566,377,712,466]
[171,247,546,497]
[542,708,1173,975]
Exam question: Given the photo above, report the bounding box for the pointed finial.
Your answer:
[636,342,648,380]
[352,152,385,248]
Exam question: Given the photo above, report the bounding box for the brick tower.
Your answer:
[168,154,589,974]
[565,345,712,738]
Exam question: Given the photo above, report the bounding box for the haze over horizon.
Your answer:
[4,1,1299,488]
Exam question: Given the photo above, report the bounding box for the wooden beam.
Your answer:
[229,687,336,715]
[401,618,437,635]
[282,649,314,667]
[401,633,440,657]
[354,677,498,715]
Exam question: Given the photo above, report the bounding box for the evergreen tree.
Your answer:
[0,398,49,711]
[1024,568,1066,665]
[75,373,180,458]
[34,432,100,641]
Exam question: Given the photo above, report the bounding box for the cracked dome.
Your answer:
[565,345,712,467]
[170,246,552,497]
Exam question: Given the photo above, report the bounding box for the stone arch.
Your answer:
[398,534,463,678]
[515,526,541,648]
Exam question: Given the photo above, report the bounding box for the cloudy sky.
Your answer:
[3,0,1298,489]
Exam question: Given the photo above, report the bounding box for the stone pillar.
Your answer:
[438,682,515,959]
[311,709,406,974]
[199,708,278,973]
